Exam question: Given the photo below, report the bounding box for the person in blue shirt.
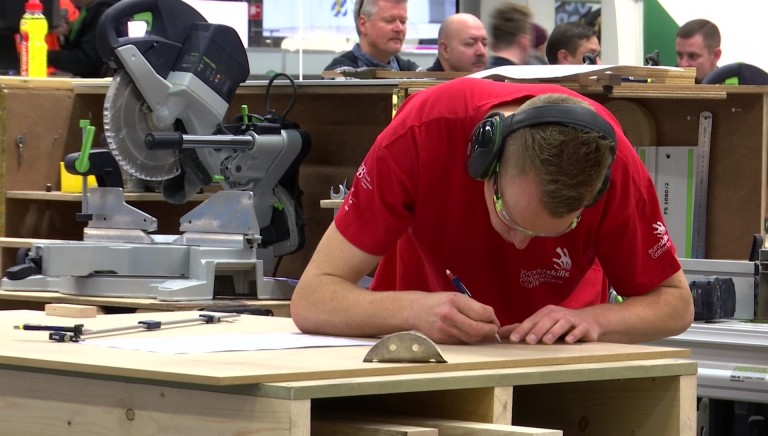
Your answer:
[324,0,420,72]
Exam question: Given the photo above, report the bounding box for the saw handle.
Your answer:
[145,132,256,150]
[75,125,96,173]
[145,132,184,150]
[63,149,124,188]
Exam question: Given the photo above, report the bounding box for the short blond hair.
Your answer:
[500,94,615,216]
[489,3,532,49]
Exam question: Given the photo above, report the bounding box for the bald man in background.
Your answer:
[426,13,488,73]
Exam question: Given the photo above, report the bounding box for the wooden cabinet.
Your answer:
[0,77,395,279]
[587,86,768,261]
[1,77,767,281]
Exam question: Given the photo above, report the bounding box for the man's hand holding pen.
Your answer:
[409,291,502,345]
[447,270,502,343]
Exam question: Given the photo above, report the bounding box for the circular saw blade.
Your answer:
[103,70,181,181]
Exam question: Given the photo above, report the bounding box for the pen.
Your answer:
[445,270,502,343]
[446,269,472,297]
[621,76,654,83]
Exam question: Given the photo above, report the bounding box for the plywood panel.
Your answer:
[316,413,563,435]
[0,367,308,435]
[511,374,697,436]
[1,90,75,192]
[316,387,510,424]
[312,418,438,435]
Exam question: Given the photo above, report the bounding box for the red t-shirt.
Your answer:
[335,77,680,326]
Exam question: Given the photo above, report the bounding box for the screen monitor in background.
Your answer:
[0,0,61,75]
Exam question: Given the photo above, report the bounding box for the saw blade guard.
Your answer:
[96,0,207,77]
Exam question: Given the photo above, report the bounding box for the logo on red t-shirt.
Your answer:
[356,163,373,190]
[519,247,573,288]
[553,247,572,270]
[649,221,672,259]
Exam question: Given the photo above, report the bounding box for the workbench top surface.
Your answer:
[0,310,692,390]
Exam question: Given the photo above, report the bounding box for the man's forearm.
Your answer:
[292,276,423,337]
[581,286,693,343]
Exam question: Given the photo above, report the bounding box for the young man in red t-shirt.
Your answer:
[292,77,693,345]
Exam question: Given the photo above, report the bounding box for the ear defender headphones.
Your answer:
[466,104,618,204]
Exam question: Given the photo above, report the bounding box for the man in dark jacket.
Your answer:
[324,0,420,72]
[486,2,532,68]
[48,0,120,78]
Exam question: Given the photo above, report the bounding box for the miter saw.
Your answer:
[1,0,310,301]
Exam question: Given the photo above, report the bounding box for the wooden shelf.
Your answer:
[0,76,111,91]
[5,191,211,202]
[0,290,291,317]
[319,199,343,209]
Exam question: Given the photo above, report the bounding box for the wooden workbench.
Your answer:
[0,309,696,435]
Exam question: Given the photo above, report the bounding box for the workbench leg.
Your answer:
[678,374,698,435]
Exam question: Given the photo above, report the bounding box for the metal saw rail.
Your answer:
[14,313,240,343]
[651,321,768,403]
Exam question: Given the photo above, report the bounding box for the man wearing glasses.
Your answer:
[292,77,693,345]
[324,0,420,72]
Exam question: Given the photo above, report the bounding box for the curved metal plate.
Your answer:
[363,331,447,363]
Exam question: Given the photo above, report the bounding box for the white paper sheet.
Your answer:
[469,65,686,80]
[81,333,376,354]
